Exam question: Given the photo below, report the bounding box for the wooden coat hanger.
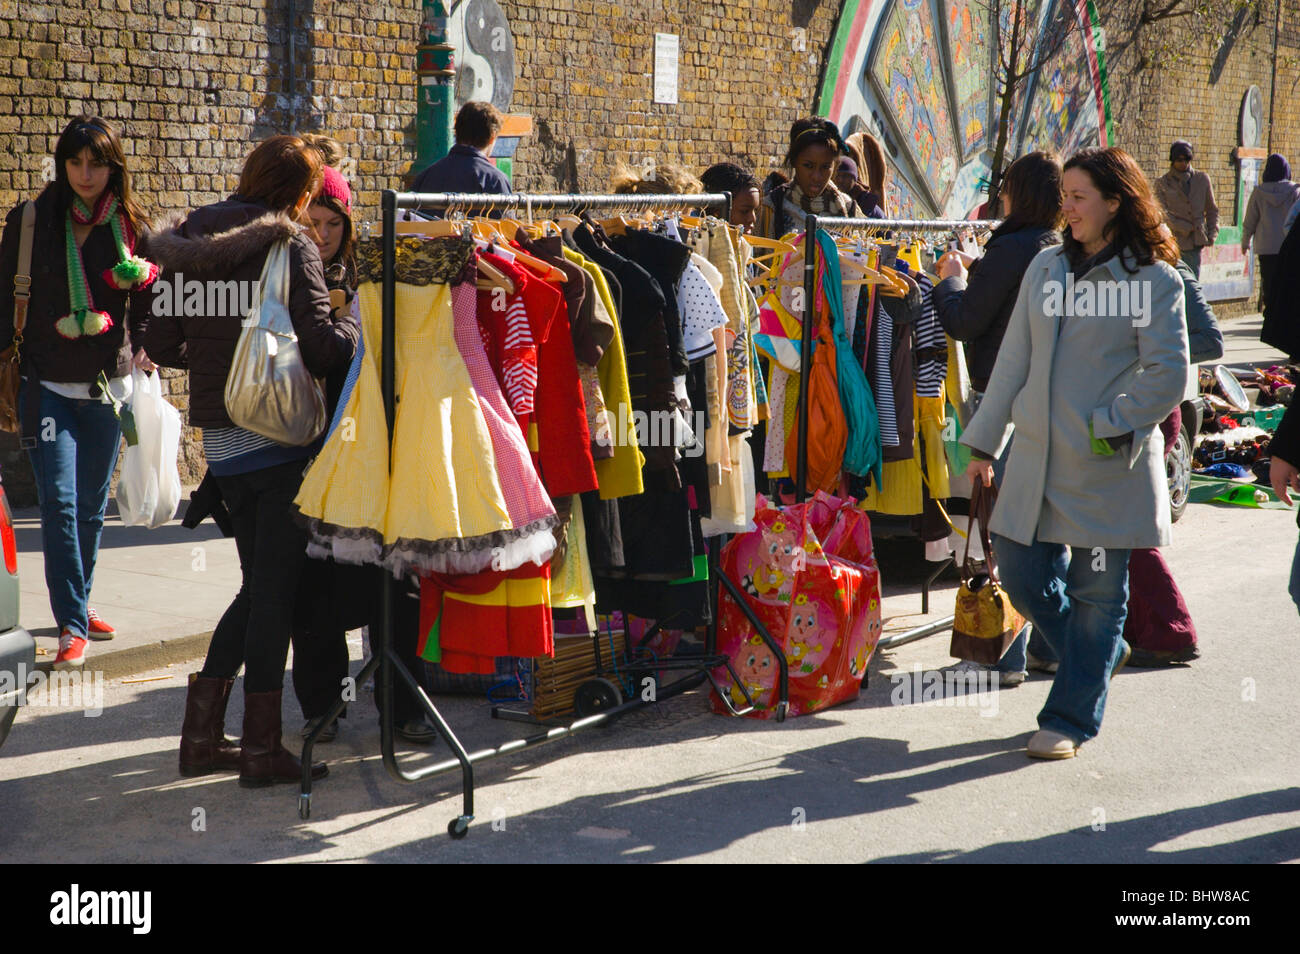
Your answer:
[473,216,568,283]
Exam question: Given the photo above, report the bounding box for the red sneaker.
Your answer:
[87,608,115,640]
[53,630,88,671]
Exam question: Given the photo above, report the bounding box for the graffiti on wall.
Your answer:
[941,0,992,160]
[866,0,961,209]
[822,0,1110,218]
[449,0,516,113]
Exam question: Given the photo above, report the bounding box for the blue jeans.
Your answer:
[1181,248,1202,279]
[21,386,123,639]
[992,533,1131,744]
[1289,534,1300,615]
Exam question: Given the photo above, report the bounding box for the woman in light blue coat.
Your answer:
[960,148,1190,760]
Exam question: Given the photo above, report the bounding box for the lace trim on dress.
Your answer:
[293,509,560,578]
[355,235,475,287]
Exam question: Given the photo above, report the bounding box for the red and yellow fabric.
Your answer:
[418,562,554,674]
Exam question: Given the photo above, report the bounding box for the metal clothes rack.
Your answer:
[789,210,1000,650]
[297,189,789,838]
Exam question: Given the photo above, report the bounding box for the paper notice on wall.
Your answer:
[654,33,679,105]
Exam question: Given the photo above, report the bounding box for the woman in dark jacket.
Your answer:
[0,116,158,671]
[290,160,356,742]
[147,135,359,788]
[932,151,1062,684]
[1270,402,1300,614]
[933,151,1062,393]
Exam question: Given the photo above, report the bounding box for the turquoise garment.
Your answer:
[816,231,882,488]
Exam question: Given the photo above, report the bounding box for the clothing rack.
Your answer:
[298,189,792,838]
[791,209,1000,651]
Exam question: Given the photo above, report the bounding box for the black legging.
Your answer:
[291,561,433,722]
[202,461,309,693]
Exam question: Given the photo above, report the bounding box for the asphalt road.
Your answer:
[2,495,1297,864]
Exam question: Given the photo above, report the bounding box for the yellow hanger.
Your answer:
[743,234,798,256]
[373,217,464,238]
[878,266,913,298]
[473,220,568,284]
[597,214,630,236]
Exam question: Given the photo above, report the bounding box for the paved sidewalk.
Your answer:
[2,499,1296,863]
[14,495,240,677]
[1218,313,1287,369]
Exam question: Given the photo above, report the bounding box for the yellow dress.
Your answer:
[295,236,545,576]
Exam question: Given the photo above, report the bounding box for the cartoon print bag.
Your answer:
[711,491,883,718]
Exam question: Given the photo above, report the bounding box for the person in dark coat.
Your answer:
[931,151,1062,685]
[1270,401,1300,614]
[933,151,1062,392]
[147,135,358,789]
[410,101,511,206]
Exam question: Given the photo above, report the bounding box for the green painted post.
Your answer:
[410,0,455,185]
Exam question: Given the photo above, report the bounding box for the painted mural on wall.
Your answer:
[942,0,992,160]
[867,0,962,209]
[821,0,1110,218]
[449,0,517,113]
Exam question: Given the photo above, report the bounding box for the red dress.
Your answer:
[477,251,597,498]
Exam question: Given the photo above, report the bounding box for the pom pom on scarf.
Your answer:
[55,310,114,339]
[81,310,114,336]
[104,256,160,291]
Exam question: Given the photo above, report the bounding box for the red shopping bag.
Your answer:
[711,492,883,718]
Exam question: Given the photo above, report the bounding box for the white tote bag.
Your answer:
[117,369,183,529]
[223,239,327,446]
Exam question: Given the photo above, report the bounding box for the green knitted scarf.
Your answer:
[57,192,159,339]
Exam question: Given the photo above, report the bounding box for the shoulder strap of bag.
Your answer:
[12,200,36,342]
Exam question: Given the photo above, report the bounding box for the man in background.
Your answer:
[1155,140,1218,277]
[411,101,511,198]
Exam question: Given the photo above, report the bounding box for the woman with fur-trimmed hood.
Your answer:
[145,135,358,790]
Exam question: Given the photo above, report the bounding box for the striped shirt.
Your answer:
[203,424,312,476]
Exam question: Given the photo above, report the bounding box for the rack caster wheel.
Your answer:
[775,701,789,723]
[298,795,311,820]
[574,677,623,717]
[448,816,472,839]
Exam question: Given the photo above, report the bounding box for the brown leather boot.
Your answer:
[239,689,328,789]
[179,674,242,777]
[212,678,241,770]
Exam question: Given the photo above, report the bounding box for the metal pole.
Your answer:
[286,0,296,132]
[795,213,817,501]
[812,216,1002,230]
[412,0,456,183]
[379,189,397,774]
[876,616,954,650]
[392,192,731,211]
[1268,0,1282,153]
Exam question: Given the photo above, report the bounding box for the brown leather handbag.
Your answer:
[949,480,1026,665]
[1,201,36,434]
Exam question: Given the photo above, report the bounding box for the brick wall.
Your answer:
[1,0,1298,503]
[1100,0,1296,319]
[504,0,842,190]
